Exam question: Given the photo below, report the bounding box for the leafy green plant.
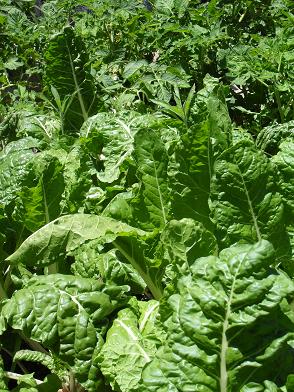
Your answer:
[0,0,294,391]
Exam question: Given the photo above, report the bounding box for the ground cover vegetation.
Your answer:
[0,0,294,390]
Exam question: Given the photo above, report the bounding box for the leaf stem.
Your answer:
[113,240,163,300]
[4,371,43,385]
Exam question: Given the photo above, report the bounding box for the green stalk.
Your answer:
[113,240,163,300]
[274,86,284,123]
[4,371,43,385]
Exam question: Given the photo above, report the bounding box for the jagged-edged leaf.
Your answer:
[138,241,294,392]
[44,27,98,132]
[170,81,231,229]
[98,299,161,392]
[272,139,294,221]
[1,274,129,391]
[210,140,291,269]
[7,214,146,268]
[0,137,41,206]
[134,129,169,229]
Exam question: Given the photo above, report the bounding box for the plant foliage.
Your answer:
[0,0,294,391]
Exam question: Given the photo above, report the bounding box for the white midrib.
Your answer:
[41,176,50,224]
[116,319,151,362]
[235,160,262,242]
[240,174,261,241]
[139,302,159,333]
[220,264,241,392]
[66,39,88,122]
[151,152,167,225]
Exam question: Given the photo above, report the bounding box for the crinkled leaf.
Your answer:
[0,138,41,206]
[272,139,294,221]
[7,214,146,268]
[256,121,294,155]
[134,129,169,229]
[44,27,98,132]
[80,112,136,183]
[1,274,128,391]
[160,218,217,271]
[72,247,145,294]
[13,155,65,232]
[138,241,294,392]
[210,140,291,269]
[170,81,231,229]
[98,299,161,392]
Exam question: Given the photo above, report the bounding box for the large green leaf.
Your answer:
[160,218,217,271]
[134,129,169,229]
[256,121,294,155]
[138,241,294,392]
[72,247,145,294]
[98,299,161,392]
[7,214,146,268]
[272,139,294,221]
[0,137,41,207]
[6,214,164,299]
[210,140,291,270]
[13,154,65,232]
[80,112,137,184]
[44,27,98,132]
[1,274,128,391]
[170,81,231,229]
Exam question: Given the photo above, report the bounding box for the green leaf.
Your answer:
[160,218,217,270]
[16,111,61,141]
[13,155,65,232]
[98,299,161,392]
[6,214,164,299]
[170,80,231,229]
[0,354,8,390]
[138,241,294,392]
[256,121,294,154]
[134,129,169,229]
[210,141,291,269]
[44,27,98,132]
[1,274,128,391]
[0,138,41,207]
[13,350,66,380]
[272,139,294,221]
[7,214,146,268]
[80,112,137,183]
[72,247,145,294]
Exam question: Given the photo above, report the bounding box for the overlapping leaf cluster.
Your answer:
[0,0,294,391]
